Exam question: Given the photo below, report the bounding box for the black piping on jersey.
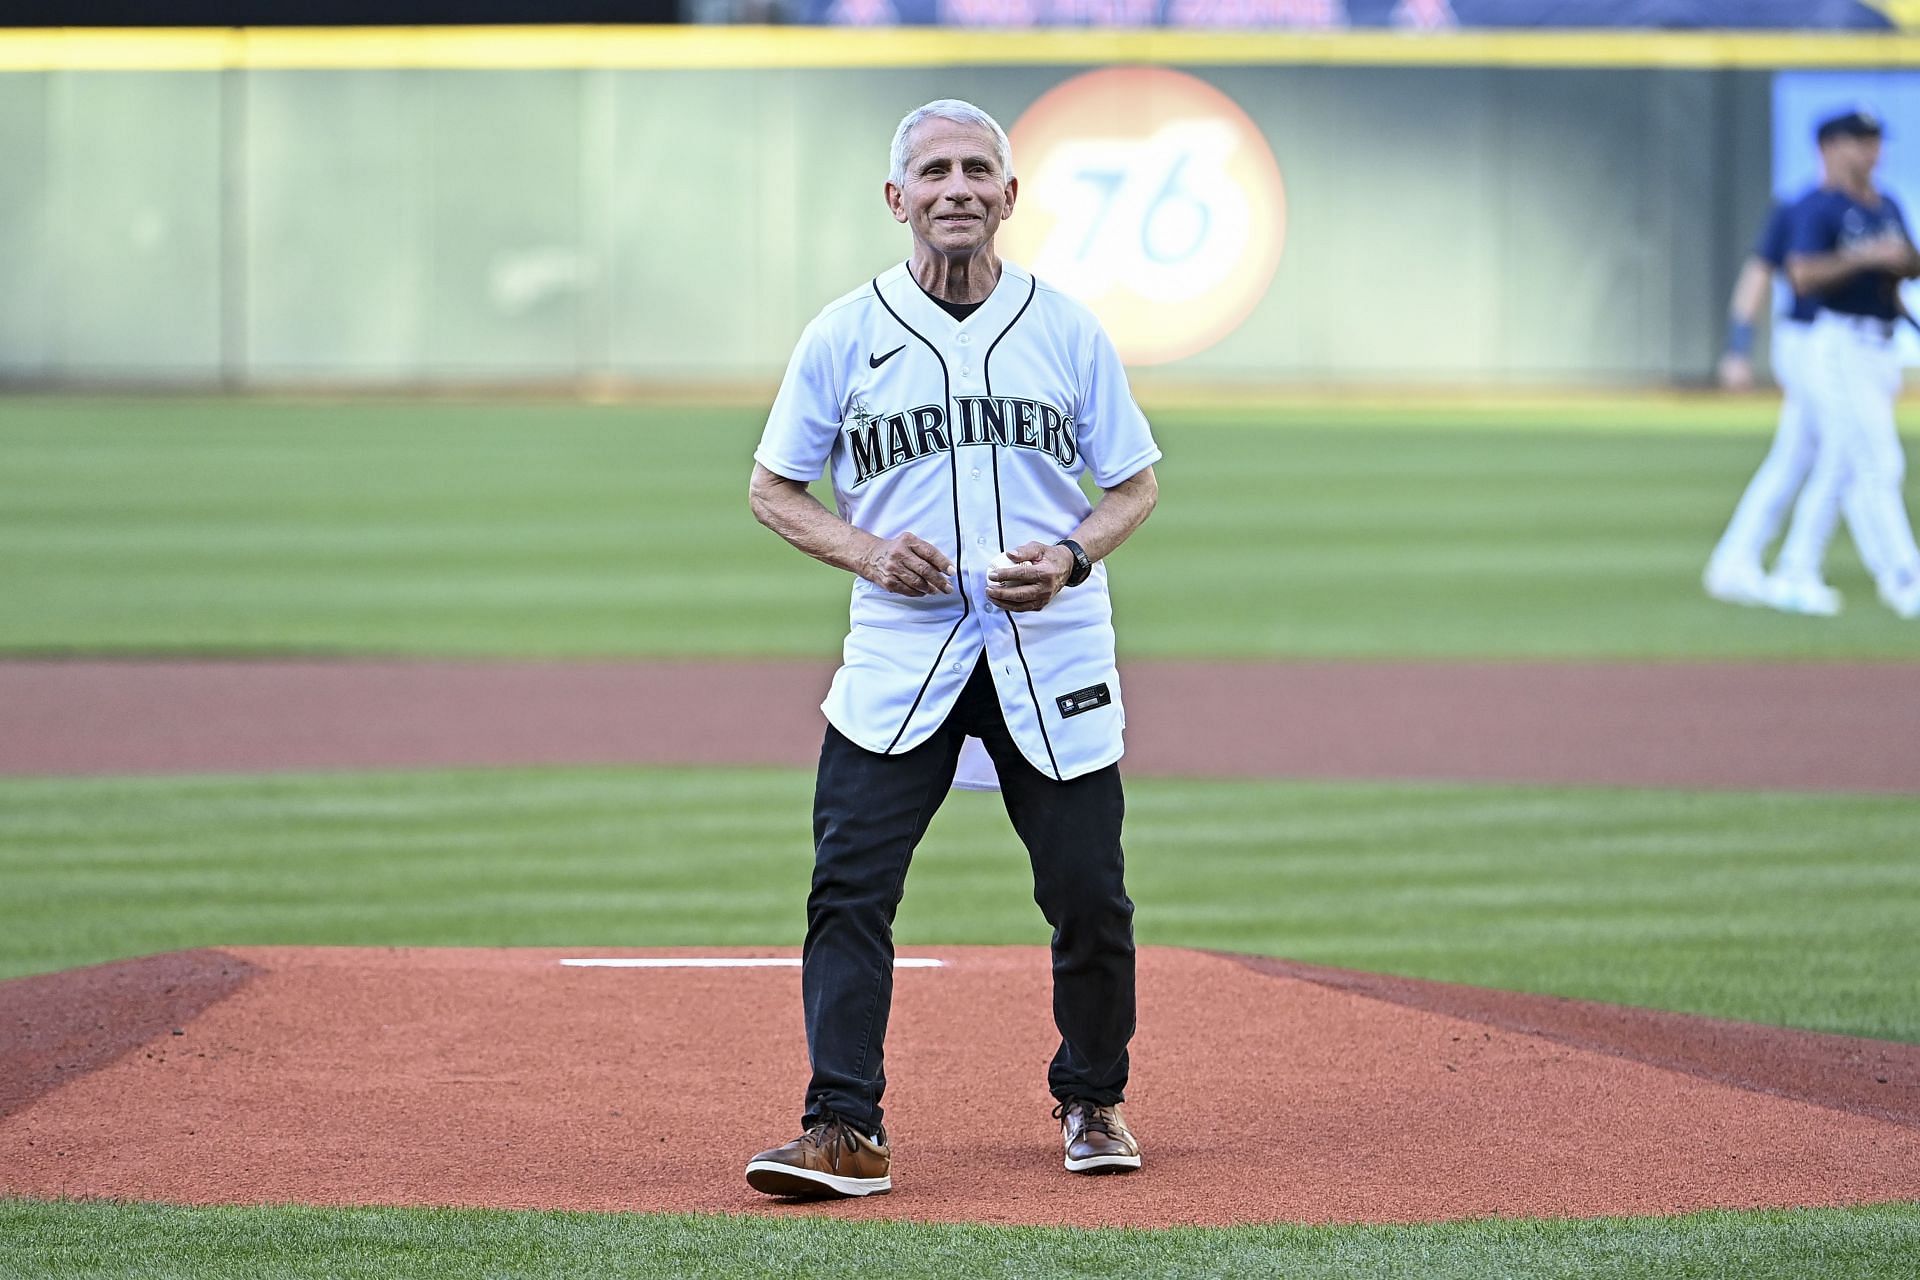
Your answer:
[870,274,969,755]
[980,275,1063,782]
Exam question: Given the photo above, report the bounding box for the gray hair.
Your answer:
[888,99,1015,188]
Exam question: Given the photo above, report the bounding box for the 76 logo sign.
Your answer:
[1003,68,1287,366]
[1030,121,1250,306]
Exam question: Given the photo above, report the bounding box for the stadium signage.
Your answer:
[1000,67,1288,365]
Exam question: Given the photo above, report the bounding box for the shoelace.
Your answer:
[805,1116,874,1165]
[1052,1100,1119,1139]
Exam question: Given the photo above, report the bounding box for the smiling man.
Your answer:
[743,99,1162,1198]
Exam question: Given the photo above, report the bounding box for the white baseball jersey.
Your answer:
[755,259,1161,782]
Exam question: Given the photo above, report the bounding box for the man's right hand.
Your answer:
[1717,351,1754,391]
[860,533,954,596]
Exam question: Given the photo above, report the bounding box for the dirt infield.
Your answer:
[0,949,259,1122]
[4,657,1919,791]
[3,946,1917,1228]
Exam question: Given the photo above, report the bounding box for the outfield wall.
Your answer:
[0,30,1824,389]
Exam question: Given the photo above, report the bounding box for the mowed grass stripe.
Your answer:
[4,397,1919,658]
[3,768,1915,1041]
[2,1198,1917,1280]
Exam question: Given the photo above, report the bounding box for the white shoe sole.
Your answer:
[1880,590,1920,619]
[1064,1152,1142,1174]
[1705,579,1769,607]
[744,1160,891,1198]
[1763,582,1842,617]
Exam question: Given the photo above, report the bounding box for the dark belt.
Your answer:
[1827,313,1897,338]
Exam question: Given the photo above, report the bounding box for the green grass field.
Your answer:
[3,396,1917,659]
[5,1199,1918,1280]
[4,769,1918,1039]
[3,396,1918,1277]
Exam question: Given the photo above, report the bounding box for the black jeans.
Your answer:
[800,655,1135,1135]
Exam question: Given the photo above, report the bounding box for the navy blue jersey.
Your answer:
[1788,187,1912,320]
[1756,193,1820,323]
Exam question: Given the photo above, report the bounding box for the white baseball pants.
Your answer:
[1709,321,1819,574]
[1776,312,1920,590]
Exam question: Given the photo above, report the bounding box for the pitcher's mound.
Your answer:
[3,946,1917,1228]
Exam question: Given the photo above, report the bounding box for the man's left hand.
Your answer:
[987,542,1074,612]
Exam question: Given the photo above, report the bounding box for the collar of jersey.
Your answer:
[879,259,1032,347]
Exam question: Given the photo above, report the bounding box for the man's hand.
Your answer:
[987,542,1073,613]
[1717,351,1755,391]
[861,532,954,596]
[1849,234,1920,274]
[1890,238,1920,279]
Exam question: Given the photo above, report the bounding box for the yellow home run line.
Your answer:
[5,26,1920,73]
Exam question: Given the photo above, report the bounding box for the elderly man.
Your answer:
[743,98,1161,1198]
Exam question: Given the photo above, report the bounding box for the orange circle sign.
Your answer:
[1006,68,1290,368]
[1001,67,1287,367]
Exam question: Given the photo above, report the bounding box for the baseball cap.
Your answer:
[1817,107,1884,143]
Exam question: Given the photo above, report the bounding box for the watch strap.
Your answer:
[1058,539,1093,588]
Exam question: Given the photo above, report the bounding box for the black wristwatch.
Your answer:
[1057,539,1093,588]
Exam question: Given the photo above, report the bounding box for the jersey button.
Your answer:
[957,333,972,345]
[970,468,981,479]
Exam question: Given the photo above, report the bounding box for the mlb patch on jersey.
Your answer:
[1056,683,1113,718]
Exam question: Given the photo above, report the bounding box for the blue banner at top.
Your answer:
[801,0,1897,29]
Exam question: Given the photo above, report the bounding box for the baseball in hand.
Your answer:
[990,551,1018,572]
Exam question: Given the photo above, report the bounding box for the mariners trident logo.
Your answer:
[844,394,1077,486]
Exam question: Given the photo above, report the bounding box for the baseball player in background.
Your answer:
[1704,185,1829,612]
[743,99,1161,1198]
[1773,108,1920,619]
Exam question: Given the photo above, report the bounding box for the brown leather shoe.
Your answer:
[745,1116,892,1198]
[1054,1099,1142,1174]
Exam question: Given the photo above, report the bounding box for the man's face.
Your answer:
[1855,135,1884,178]
[1826,133,1883,184]
[886,118,1017,256]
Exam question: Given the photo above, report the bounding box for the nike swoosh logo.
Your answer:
[869,345,906,369]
